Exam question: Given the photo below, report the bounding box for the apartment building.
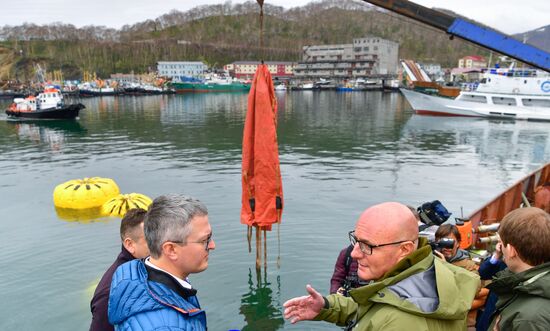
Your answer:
[157,61,207,80]
[294,37,399,78]
[224,61,295,79]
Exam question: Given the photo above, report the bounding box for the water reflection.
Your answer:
[239,268,284,331]
[2,92,550,331]
[7,120,86,151]
[54,206,105,223]
[401,115,550,166]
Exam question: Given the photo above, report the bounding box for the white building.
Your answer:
[294,37,399,78]
[157,61,207,80]
[420,63,444,81]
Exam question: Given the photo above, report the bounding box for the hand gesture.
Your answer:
[283,284,325,324]
[494,242,503,260]
[434,250,446,261]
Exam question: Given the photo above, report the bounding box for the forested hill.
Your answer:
[0,0,545,80]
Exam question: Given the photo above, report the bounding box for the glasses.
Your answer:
[170,234,213,252]
[349,231,412,255]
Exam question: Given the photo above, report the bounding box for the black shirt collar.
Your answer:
[144,263,198,299]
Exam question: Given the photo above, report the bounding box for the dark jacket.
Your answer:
[330,245,361,294]
[90,246,134,331]
[476,257,507,331]
[488,261,550,331]
[108,259,207,331]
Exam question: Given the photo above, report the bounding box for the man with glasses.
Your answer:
[284,202,479,331]
[108,195,215,331]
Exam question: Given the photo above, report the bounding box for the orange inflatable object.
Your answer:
[456,219,473,249]
[241,64,283,231]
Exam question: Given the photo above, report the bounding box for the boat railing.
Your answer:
[485,68,538,78]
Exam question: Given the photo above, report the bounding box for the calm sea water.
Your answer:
[1,91,549,330]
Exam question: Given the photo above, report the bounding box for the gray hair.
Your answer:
[144,194,208,258]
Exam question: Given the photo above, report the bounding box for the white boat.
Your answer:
[6,87,84,119]
[275,84,287,91]
[300,82,315,90]
[401,68,550,121]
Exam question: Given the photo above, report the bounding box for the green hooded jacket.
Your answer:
[488,261,550,331]
[315,238,480,331]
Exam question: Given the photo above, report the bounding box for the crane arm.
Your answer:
[361,0,550,72]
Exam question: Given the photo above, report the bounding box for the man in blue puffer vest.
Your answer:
[108,194,215,330]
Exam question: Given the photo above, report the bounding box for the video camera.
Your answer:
[417,200,451,246]
[418,200,451,228]
[430,237,455,252]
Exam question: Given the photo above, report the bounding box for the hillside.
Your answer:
[514,25,550,53]
[0,0,531,81]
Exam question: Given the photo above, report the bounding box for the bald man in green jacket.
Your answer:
[284,202,479,331]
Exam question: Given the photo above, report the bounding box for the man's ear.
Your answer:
[161,242,179,261]
[123,237,135,255]
[505,243,518,259]
[400,241,415,257]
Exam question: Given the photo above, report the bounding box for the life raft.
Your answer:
[53,177,120,209]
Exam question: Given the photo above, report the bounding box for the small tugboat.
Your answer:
[5,87,85,119]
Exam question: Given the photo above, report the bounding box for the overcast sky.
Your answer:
[2,0,548,35]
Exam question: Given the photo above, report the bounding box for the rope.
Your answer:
[257,0,264,64]
[277,220,281,268]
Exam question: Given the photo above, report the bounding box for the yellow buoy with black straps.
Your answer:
[53,177,120,209]
[101,193,152,217]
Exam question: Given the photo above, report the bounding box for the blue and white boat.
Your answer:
[401,67,550,121]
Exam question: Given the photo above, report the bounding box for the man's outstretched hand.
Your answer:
[283,285,325,324]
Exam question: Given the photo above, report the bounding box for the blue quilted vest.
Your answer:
[108,260,207,331]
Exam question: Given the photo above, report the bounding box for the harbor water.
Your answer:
[1,91,549,330]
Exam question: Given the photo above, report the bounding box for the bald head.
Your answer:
[356,202,419,244]
[351,202,420,281]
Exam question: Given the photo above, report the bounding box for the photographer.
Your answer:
[329,244,368,296]
[434,224,478,273]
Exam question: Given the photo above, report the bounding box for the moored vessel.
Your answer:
[170,75,250,93]
[5,88,85,119]
[401,68,550,121]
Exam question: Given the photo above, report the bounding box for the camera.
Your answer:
[418,200,451,227]
[430,238,456,251]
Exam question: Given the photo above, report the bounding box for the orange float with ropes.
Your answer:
[240,0,285,269]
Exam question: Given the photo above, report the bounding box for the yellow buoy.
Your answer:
[53,177,120,209]
[101,193,152,217]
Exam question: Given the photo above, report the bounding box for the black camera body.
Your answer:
[430,238,456,251]
[418,200,451,227]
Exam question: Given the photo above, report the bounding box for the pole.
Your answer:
[247,225,252,253]
[256,226,261,269]
[263,229,267,268]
